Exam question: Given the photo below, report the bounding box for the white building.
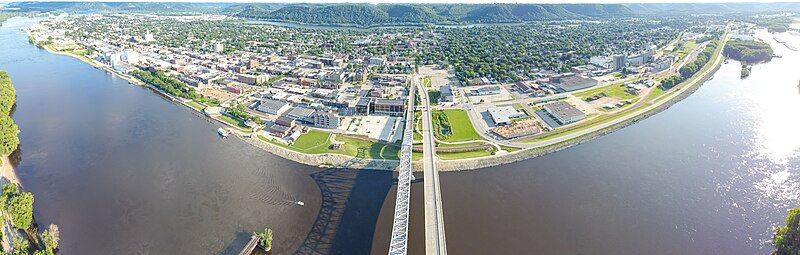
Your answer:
[590,56,613,69]
[213,42,224,53]
[121,49,141,65]
[487,106,524,126]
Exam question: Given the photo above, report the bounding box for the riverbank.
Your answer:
[431,31,731,171]
[0,156,19,185]
[26,29,401,171]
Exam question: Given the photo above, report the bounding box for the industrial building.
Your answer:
[543,101,586,125]
[256,98,291,116]
[439,85,453,102]
[487,106,524,126]
[548,73,598,92]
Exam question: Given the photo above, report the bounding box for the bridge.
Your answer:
[388,77,447,255]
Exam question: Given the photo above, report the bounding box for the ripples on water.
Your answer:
[712,29,800,248]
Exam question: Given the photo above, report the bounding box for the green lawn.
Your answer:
[645,86,666,102]
[437,147,496,160]
[412,151,423,161]
[573,81,638,100]
[413,111,423,142]
[291,130,332,152]
[336,135,400,160]
[431,109,482,142]
[499,145,522,152]
[675,40,697,60]
[186,101,205,111]
[217,114,251,131]
[436,141,485,148]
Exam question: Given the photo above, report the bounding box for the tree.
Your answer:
[41,224,60,252]
[12,236,29,255]
[774,208,800,255]
[2,183,19,202]
[256,228,273,251]
[7,191,34,230]
[0,116,20,155]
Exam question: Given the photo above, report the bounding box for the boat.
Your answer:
[296,201,305,206]
[217,128,229,138]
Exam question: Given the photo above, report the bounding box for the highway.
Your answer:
[417,79,448,255]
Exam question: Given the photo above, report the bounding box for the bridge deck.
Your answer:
[418,81,448,255]
[387,80,416,255]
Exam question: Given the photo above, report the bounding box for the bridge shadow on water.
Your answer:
[293,159,395,255]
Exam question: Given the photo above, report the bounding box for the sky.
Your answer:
[3,0,800,3]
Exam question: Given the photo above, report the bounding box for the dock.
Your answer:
[238,235,269,255]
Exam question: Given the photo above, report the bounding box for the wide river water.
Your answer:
[2,17,800,254]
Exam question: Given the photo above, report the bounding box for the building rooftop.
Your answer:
[356,97,374,107]
[543,101,584,121]
[256,98,289,114]
[374,98,405,106]
[440,85,453,97]
[550,74,598,92]
[286,106,316,119]
[488,106,522,125]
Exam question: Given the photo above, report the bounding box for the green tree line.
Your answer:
[662,40,719,89]
[774,208,800,255]
[131,70,218,105]
[0,71,20,156]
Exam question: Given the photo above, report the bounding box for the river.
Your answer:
[0,17,394,254]
[2,16,800,255]
[371,29,800,254]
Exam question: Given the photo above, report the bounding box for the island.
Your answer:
[774,208,800,255]
[724,39,775,63]
[23,7,733,171]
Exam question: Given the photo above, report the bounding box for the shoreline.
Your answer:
[27,30,400,171]
[28,27,729,172]
[431,33,730,171]
[0,156,20,185]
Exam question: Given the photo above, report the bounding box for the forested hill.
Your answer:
[236,4,637,25]
[6,2,800,27]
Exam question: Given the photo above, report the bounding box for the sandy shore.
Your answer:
[0,156,19,185]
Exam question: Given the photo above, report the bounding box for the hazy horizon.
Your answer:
[4,0,800,5]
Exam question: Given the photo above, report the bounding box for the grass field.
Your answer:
[437,147,496,160]
[573,81,638,100]
[217,114,251,131]
[499,145,522,152]
[290,130,332,153]
[645,86,666,102]
[436,141,485,148]
[431,109,482,142]
[675,40,697,60]
[186,101,205,111]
